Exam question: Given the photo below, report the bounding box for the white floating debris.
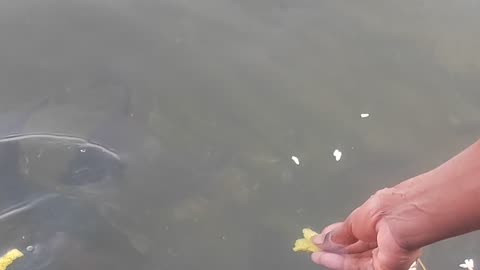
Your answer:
[291,156,300,165]
[460,259,475,270]
[333,149,342,161]
[360,113,370,118]
[26,246,34,252]
[80,149,86,153]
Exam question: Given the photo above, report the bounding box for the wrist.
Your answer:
[380,140,480,250]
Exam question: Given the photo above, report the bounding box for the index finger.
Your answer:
[313,222,358,253]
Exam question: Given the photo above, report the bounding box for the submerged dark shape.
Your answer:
[47,74,133,193]
[1,194,145,270]
[61,77,132,187]
[58,77,133,186]
[0,97,50,208]
[12,134,125,199]
[0,93,148,269]
[0,97,50,138]
[61,143,124,186]
[85,73,136,158]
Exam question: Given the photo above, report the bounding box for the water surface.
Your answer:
[0,0,479,269]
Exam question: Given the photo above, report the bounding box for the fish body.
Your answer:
[0,88,148,269]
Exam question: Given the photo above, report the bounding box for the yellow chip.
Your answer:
[0,249,24,270]
[292,228,320,253]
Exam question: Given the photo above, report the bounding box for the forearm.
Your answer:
[385,139,480,250]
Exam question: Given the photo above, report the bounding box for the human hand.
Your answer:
[311,189,422,270]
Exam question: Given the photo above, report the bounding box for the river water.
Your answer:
[0,0,479,269]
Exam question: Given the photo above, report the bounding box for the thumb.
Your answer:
[329,220,358,246]
[313,221,358,252]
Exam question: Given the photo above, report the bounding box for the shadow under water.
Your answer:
[1,193,146,270]
[0,134,148,270]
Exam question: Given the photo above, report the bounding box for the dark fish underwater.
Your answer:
[0,90,149,270]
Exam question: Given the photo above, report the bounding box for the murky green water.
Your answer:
[0,0,479,269]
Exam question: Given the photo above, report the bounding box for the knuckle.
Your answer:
[367,187,400,220]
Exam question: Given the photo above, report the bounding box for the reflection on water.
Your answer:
[0,0,479,269]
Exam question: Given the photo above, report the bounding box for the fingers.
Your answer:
[313,222,358,253]
[314,187,391,252]
[374,222,422,270]
[312,249,419,270]
[373,248,420,270]
[311,251,375,270]
[313,223,350,252]
[311,252,344,270]
[329,220,358,246]
[345,241,377,254]
[314,228,376,255]
[320,222,344,235]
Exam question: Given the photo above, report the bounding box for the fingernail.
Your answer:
[318,232,346,253]
[313,231,336,246]
[312,233,325,245]
[325,232,334,243]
